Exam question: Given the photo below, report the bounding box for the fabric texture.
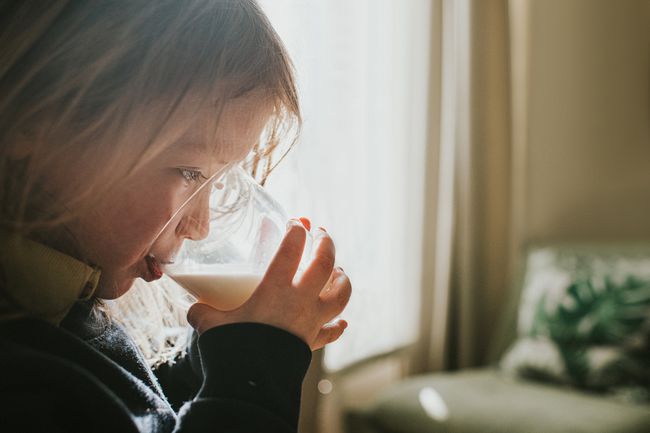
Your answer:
[0,300,311,432]
[500,245,650,403]
[344,369,650,433]
[0,228,100,324]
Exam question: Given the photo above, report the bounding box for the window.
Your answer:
[259,0,433,370]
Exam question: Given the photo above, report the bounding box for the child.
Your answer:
[0,1,351,432]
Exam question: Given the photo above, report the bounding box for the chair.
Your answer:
[344,243,650,433]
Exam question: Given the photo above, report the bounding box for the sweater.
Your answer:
[0,230,312,432]
[0,301,312,432]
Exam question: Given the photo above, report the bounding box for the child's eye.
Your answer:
[178,168,206,183]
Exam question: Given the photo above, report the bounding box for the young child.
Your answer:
[0,1,351,432]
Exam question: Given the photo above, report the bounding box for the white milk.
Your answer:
[170,271,263,311]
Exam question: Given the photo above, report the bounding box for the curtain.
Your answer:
[414,0,514,372]
[258,0,433,371]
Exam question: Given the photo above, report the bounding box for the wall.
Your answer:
[522,0,650,242]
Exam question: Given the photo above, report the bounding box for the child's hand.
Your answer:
[186,219,352,351]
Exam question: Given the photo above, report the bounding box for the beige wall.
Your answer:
[522,0,650,242]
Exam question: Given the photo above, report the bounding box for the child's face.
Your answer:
[72,94,273,299]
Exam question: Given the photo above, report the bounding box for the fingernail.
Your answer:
[315,227,328,239]
[318,226,327,233]
[299,217,311,231]
[286,219,300,231]
[341,320,348,329]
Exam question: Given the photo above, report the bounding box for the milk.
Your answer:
[170,271,263,311]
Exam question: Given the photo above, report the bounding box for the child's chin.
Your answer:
[94,277,135,300]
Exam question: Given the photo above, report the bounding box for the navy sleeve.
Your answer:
[154,330,203,411]
[0,349,141,433]
[174,323,312,433]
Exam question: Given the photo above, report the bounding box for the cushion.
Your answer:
[500,244,650,402]
[345,369,650,433]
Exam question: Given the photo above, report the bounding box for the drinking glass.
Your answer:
[161,164,311,311]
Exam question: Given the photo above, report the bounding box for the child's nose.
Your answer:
[176,189,210,241]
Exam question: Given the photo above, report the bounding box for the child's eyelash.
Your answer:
[178,168,207,183]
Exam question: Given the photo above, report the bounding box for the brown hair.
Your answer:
[0,0,300,234]
[0,0,301,365]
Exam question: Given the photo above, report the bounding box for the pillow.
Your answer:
[500,245,650,403]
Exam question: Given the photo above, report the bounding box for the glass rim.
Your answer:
[149,162,237,247]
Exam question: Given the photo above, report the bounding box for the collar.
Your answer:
[0,228,101,325]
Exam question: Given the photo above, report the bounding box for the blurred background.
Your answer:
[257,0,650,432]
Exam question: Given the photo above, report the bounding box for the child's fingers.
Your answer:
[261,219,307,289]
[311,319,348,351]
[297,216,311,231]
[187,302,227,334]
[252,216,283,265]
[319,269,352,322]
[296,228,335,293]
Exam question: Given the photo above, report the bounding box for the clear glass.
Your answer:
[163,164,311,310]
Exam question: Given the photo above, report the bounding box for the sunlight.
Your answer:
[418,387,450,421]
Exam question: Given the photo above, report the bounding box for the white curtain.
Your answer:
[258,0,433,370]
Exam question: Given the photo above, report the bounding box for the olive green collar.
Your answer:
[0,228,101,325]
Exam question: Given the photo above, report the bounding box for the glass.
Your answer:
[161,164,312,311]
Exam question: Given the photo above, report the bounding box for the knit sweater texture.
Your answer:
[0,300,312,432]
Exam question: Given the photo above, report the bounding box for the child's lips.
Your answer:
[144,254,163,282]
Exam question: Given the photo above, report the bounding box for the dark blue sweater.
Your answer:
[0,301,311,432]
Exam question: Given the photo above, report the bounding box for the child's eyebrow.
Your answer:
[180,141,209,154]
[188,146,234,167]
[168,135,246,165]
[171,141,210,157]
[180,139,222,153]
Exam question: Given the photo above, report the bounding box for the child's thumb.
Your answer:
[187,302,226,334]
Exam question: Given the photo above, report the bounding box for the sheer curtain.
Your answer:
[258,0,433,370]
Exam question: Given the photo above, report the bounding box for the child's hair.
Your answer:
[0,0,300,232]
[0,0,300,365]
